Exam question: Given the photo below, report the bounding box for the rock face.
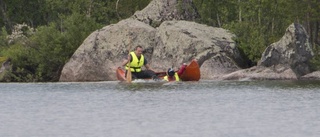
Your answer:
[59,0,244,81]
[153,21,244,79]
[222,23,314,80]
[132,0,199,27]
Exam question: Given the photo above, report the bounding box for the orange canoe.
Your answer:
[116,59,200,81]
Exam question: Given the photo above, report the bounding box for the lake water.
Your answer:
[0,80,320,137]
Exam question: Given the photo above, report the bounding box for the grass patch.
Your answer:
[0,57,8,64]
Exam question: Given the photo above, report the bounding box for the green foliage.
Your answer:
[1,43,37,81]
[0,27,9,53]
[310,55,320,71]
[0,57,7,64]
[1,13,102,82]
[1,0,151,30]
[193,0,237,27]
[29,13,101,81]
[224,22,266,64]
[309,45,320,71]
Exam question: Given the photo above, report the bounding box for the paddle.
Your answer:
[126,35,132,83]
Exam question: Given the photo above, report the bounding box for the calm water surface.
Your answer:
[0,80,320,137]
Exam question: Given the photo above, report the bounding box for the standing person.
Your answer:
[163,63,187,81]
[121,45,160,81]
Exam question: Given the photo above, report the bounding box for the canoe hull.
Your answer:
[179,59,201,81]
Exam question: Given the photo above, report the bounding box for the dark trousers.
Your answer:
[126,70,157,79]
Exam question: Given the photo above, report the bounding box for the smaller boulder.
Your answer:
[259,23,314,77]
[221,65,298,80]
[300,71,320,80]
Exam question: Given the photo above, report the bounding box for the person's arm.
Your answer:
[177,63,187,77]
[145,64,155,72]
[121,59,128,67]
[144,59,156,72]
[120,55,131,67]
[143,58,154,72]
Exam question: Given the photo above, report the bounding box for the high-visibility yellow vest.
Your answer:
[164,73,180,81]
[125,52,144,72]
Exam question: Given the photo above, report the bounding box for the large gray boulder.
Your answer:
[259,23,314,77]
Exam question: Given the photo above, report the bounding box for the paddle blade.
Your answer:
[126,69,132,83]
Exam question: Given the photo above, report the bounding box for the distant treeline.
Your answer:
[0,0,319,82]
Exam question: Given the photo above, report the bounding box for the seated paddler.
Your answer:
[121,45,160,81]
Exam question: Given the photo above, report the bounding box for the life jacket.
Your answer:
[164,73,180,81]
[125,51,144,72]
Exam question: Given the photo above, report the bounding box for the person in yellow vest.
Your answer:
[163,63,187,81]
[121,45,160,81]
[164,68,180,81]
